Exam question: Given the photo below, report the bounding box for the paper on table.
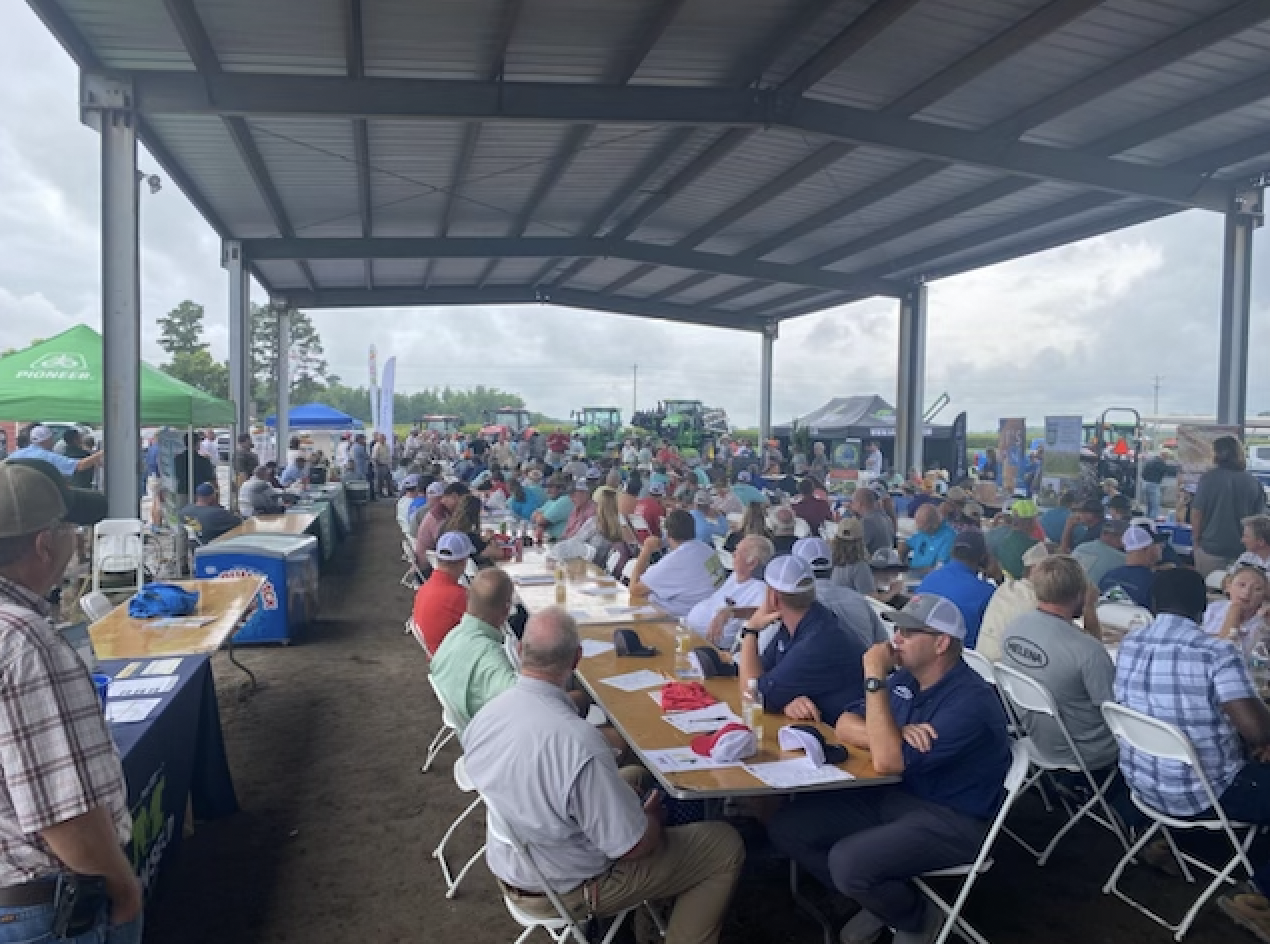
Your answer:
[513,574,556,587]
[662,704,741,734]
[146,617,216,629]
[105,698,161,724]
[578,584,621,596]
[142,658,182,676]
[580,639,616,658]
[108,676,178,698]
[599,669,667,692]
[605,605,661,618]
[743,759,855,789]
[644,747,743,773]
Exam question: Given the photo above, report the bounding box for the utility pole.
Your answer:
[632,364,638,419]
[1153,374,1162,415]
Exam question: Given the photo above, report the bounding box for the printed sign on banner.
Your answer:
[1040,415,1083,505]
[377,357,396,436]
[155,429,184,528]
[997,418,1026,493]
[1177,424,1241,494]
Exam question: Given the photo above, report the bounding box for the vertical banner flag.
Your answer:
[951,412,968,483]
[997,418,1026,492]
[378,357,396,437]
[367,345,379,433]
[155,428,184,528]
[1040,415,1083,505]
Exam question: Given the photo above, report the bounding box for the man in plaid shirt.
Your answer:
[0,459,140,942]
[1114,568,1270,942]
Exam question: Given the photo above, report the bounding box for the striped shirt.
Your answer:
[0,577,130,885]
[1113,613,1255,816]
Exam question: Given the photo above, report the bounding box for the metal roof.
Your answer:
[28,0,1270,332]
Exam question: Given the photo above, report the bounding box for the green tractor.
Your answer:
[632,399,730,458]
[573,407,623,458]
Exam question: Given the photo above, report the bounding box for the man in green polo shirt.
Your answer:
[995,498,1041,579]
[430,569,518,727]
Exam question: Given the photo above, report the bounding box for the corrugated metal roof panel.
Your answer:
[632,0,802,87]
[429,258,492,284]
[761,0,877,89]
[372,259,427,286]
[1119,101,1270,166]
[447,122,574,235]
[60,0,192,69]
[484,258,553,283]
[198,0,347,75]
[308,259,368,287]
[363,0,511,80]
[533,125,671,232]
[503,0,652,83]
[144,115,277,236]
[366,119,468,235]
[565,258,643,292]
[673,274,742,304]
[248,118,362,237]
[254,259,310,290]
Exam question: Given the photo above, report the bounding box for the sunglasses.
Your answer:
[893,625,938,639]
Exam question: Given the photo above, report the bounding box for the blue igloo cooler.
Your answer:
[194,534,320,644]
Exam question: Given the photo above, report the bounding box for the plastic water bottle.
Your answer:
[742,678,764,741]
[674,620,694,679]
[554,563,567,605]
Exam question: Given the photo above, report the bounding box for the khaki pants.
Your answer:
[505,768,744,944]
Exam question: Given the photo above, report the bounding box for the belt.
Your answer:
[500,882,546,898]
[0,880,56,907]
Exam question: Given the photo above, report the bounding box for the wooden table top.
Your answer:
[89,577,265,660]
[501,552,665,625]
[217,512,318,542]
[573,619,895,799]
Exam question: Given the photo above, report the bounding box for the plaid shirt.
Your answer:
[1113,613,1255,816]
[0,577,130,885]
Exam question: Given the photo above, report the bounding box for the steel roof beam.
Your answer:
[477,0,686,287]
[238,236,903,297]
[778,0,923,95]
[344,0,373,290]
[278,285,763,332]
[159,0,315,292]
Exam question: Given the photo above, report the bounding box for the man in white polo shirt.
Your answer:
[629,509,725,618]
[683,534,774,649]
[463,607,744,944]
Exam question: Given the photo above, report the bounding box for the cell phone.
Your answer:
[51,873,109,938]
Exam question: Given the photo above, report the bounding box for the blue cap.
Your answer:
[195,483,216,497]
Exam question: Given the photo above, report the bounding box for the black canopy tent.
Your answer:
[774,396,964,474]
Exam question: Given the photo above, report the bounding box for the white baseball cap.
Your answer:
[436,532,475,561]
[764,555,815,594]
[883,594,966,640]
[1122,524,1154,553]
[690,723,758,762]
[426,481,445,497]
[29,425,54,444]
[792,537,832,570]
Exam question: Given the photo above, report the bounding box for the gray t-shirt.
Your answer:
[814,578,889,648]
[1072,539,1126,587]
[861,510,894,555]
[831,561,876,595]
[1193,467,1267,558]
[1000,608,1118,770]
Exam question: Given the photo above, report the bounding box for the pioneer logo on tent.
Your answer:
[17,352,91,380]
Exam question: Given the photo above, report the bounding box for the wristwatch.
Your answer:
[740,627,761,640]
[864,676,886,694]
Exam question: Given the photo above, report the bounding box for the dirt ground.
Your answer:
[144,502,1256,944]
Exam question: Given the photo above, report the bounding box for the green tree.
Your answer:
[250,303,330,417]
[157,300,208,356]
[166,348,230,400]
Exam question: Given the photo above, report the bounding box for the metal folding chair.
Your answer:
[429,699,485,898]
[91,518,146,595]
[913,740,1031,944]
[422,673,458,773]
[1100,702,1260,940]
[401,537,425,589]
[992,663,1128,864]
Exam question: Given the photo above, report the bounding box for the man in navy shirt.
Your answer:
[914,529,996,648]
[768,594,1011,944]
[736,555,866,724]
[1098,523,1162,607]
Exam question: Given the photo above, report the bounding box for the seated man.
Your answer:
[396,474,421,532]
[416,482,469,563]
[736,556,866,723]
[1098,523,1161,608]
[179,483,243,543]
[794,537,889,649]
[730,470,766,508]
[280,455,309,487]
[999,556,1119,773]
[463,607,745,944]
[1115,568,1270,940]
[902,504,955,573]
[1060,498,1105,553]
[769,505,799,555]
[238,464,285,517]
[994,500,1040,579]
[684,534,774,650]
[793,477,834,534]
[634,480,667,538]
[429,569,518,726]
[411,532,473,654]
[977,542,1051,663]
[768,595,1011,944]
[691,490,730,545]
[852,487,895,556]
[629,510,725,618]
[532,475,574,541]
[914,530,996,649]
[1072,519,1127,587]
[1040,491,1075,544]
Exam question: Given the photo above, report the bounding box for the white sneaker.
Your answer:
[839,908,886,944]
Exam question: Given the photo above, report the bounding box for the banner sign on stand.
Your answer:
[155,429,184,528]
[997,418,1026,493]
[951,412,968,483]
[1177,424,1241,494]
[367,345,379,436]
[377,357,396,436]
[1040,415,1083,505]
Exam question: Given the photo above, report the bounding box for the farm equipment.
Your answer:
[480,406,535,442]
[420,414,462,435]
[632,399,729,457]
[572,407,623,458]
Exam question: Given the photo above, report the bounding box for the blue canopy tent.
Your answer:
[265,403,364,430]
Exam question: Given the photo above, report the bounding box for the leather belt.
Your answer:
[0,880,56,907]
[500,881,546,899]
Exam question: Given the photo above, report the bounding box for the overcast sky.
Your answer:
[3,3,1268,431]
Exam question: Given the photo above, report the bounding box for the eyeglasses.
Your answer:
[893,626,938,639]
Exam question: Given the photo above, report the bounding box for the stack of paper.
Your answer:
[599,669,667,692]
[580,639,616,658]
[644,747,742,773]
[108,676,178,699]
[662,704,741,735]
[743,759,855,789]
[105,698,161,724]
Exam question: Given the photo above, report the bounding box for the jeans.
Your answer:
[1141,482,1161,520]
[768,788,987,933]
[1213,760,1270,896]
[0,902,142,944]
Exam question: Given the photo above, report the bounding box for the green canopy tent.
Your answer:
[0,325,235,426]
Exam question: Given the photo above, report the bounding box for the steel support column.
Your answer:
[82,75,141,517]
[274,302,290,466]
[759,321,777,447]
[1216,187,1263,429]
[895,284,928,479]
[223,241,249,509]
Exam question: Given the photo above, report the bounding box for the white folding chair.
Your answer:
[504,631,522,672]
[484,798,638,944]
[422,673,459,773]
[91,519,146,594]
[961,653,1043,807]
[429,710,486,898]
[78,590,114,624]
[820,520,838,541]
[913,740,1031,944]
[1100,702,1260,940]
[992,663,1128,864]
[401,538,425,589]
[961,649,997,686]
[793,517,811,538]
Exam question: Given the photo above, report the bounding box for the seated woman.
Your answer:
[1202,561,1268,660]
[723,501,772,553]
[441,495,501,567]
[830,518,877,595]
[574,488,637,574]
